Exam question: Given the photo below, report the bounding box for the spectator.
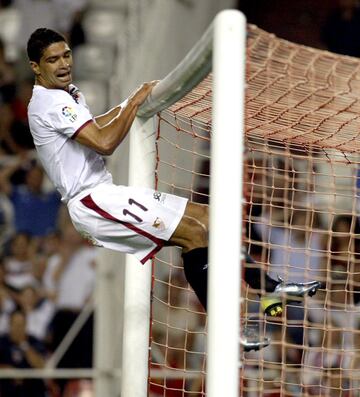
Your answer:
[303,215,360,395]
[259,207,324,283]
[3,232,38,291]
[11,78,32,125]
[0,190,14,254]
[0,101,23,155]
[0,37,16,103]
[51,0,88,48]
[7,78,35,153]
[0,309,47,397]
[150,269,205,395]
[17,284,55,342]
[0,261,16,334]
[34,230,62,285]
[43,223,95,392]
[0,158,62,237]
[246,153,270,261]
[252,157,326,394]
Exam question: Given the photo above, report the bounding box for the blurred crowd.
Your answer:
[242,153,360,397]
[0,1,96,396]
[240,1,360,395]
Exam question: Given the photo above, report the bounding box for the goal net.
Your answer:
[149,75,211,396]
[148,23,360,397]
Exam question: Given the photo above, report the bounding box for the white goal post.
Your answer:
[208,11,246,397]
[121,9,246,397]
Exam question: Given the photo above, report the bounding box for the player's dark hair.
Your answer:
[27,28,67,63]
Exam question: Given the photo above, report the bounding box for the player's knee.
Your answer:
[184,202,209,231]
[169,215,207,252]
[199,204,209,230]
[188,218,207,248]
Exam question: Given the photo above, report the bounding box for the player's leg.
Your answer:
[167,201,279,309]
[170,202,280,299]
[167,208,208,309]
[181,201,209,232]
[166,210,208,253]
[168,209,270,351]
[169,201,321,315]
[174,202,289,292]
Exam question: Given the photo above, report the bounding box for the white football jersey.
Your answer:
[28,84,112,202]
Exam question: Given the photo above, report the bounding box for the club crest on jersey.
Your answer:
[152,217,165,230]
[62,106,78,122]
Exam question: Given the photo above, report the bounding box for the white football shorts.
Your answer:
[67,183,188,263]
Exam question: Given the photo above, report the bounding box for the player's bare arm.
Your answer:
[74,81,157,155]
[94,105,122,127]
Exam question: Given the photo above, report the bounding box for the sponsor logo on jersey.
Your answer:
[153,192,165,204]
[62,105,78,122]
[153,192,161,201]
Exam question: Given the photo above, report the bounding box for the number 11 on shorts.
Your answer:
[123,198,148,222]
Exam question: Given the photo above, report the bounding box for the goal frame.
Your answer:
[121,9,246,397]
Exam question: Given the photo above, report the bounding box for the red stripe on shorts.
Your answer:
[80,194,163,264]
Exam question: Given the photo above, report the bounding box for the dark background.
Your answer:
[237,0,354,52]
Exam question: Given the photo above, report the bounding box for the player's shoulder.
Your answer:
[29,86,73,112]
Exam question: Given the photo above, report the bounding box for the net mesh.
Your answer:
[149,25,360,397]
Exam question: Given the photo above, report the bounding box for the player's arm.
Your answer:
[94,105,122,127]
[74,81,157,155]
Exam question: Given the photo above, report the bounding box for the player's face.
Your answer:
[31,41,73,90]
